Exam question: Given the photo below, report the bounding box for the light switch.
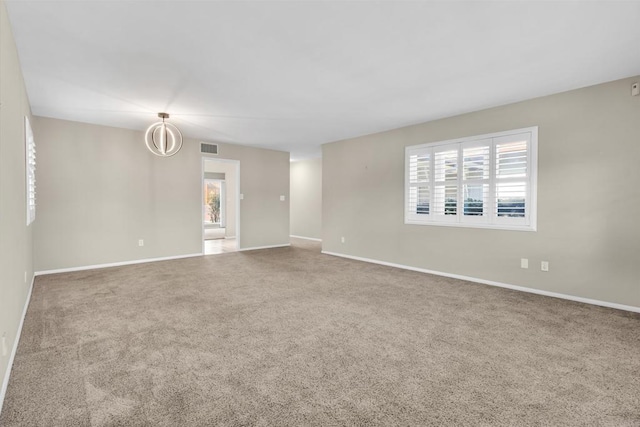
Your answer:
[280,195,285,201]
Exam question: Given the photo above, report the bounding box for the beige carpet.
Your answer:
[1,239,638,426]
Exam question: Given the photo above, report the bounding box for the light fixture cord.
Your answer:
[161,116,166,154]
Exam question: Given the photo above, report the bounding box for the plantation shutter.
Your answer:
[25,117,36,225]
[461,139,491,222]
[406,147,431,221]
[494,132,531,225]
[433,147,458,220]
[405,127,536,230]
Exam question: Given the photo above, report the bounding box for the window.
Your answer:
[25,117,36,225]
[204,180,222,224]
[405,127,537,231]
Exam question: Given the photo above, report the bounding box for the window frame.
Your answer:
[405,126,538,232]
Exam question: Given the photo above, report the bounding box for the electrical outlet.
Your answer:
[341,236,345,243]
[520,258,528,269]
[24,271,27,283]
[138,239,144,247]
[632,82,639,96]
[280,195,285,201]
[240,193,244,200]
[541,261,549,272]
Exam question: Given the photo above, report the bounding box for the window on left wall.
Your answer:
[25,117,36,225]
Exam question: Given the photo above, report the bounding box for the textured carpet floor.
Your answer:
[1,239,639,426]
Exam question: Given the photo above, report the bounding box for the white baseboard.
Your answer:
[290,235,322,242]
[0,274,35,416]
[321,251,640,314]
[239,244,290,252]
[34,253,203,276]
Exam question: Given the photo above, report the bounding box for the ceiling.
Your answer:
[6,1,640,159]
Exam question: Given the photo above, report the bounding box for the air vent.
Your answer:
[201,143,218,155]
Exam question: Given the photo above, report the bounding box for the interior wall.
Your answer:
[33,117,290,272]
[0,0,34,405]
[204,159,237,238]
[323,75,640,309]
[290,158,322,240]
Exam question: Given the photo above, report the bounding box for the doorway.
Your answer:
[202,157,240,255]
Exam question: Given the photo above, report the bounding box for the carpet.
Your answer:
[1,239,638,426]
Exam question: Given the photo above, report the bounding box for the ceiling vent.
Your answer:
[201,143,218,155]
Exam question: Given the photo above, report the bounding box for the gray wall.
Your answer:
[204,159,237,238]
[290,158,322,239]
[323,76,640,308]
[34,117,290,271]
[0,0,34,401]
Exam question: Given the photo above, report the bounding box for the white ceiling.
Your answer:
[6,1,640,159]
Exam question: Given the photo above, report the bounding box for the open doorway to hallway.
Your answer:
[203,157,240,255]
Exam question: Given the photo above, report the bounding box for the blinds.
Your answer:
[25,117,36,226]
[462,142,490,217]
[495,138,528,218]
[405,128,536,230]
[434,149,457,217]
[407,151,430,215]
[496,140,527,178]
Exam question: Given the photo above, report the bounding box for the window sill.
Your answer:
[404,219,536,232]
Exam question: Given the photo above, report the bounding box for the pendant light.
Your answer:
[145,112,183,157]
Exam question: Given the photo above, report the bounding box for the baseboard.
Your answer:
[0,274,35,416]
[34,253,203,276]
[290,235,322,242]
[321,251,640,314]
[239,244,290,252]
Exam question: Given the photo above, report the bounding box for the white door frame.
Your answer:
[201,157,240,254]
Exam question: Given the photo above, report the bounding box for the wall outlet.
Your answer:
[24,271,27,283]
[240,193,244,200]
[280,195,285,201]
[138,239,144,247]
[520,258,528,269]
[541,261,549,272]
[632,82,639,96]
[341,236,345,243]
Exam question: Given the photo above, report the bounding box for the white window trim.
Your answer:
[405,126,538,232]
